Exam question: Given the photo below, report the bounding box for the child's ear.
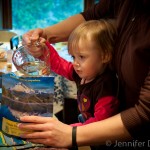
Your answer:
[102,53,112,63]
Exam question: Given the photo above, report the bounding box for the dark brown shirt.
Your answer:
[81,0,150,140]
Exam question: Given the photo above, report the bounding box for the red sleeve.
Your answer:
[71,96,119,126]
[83,96,119,125]
[45,41,74,81]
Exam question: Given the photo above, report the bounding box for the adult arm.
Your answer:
[120,69,150,138]
[18,113,131,147]
[44,14,85,43]
[22,14,85,44]
[23,0,119,44]
[77,114,131,146]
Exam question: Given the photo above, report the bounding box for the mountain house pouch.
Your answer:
[0,72,54,138]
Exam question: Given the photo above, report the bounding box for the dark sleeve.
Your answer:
[81,0,122,21]
[121,68,150,138]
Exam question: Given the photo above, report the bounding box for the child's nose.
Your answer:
[73,61,79,67]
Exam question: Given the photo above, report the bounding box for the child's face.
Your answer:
[70,40,105,83]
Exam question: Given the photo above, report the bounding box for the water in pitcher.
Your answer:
[19,61,49,76]
[12,42,50,76]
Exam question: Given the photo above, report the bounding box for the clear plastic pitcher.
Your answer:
[12,41,50,76]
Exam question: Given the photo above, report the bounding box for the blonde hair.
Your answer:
[68,19,117,57]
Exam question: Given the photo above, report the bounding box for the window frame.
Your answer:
[0,0,12,29]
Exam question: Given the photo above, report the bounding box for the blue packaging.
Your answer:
[0,72,54,137]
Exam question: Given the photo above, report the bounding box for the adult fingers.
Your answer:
[21,131,51,139]
[30,28,44,41]
[22,30,34,45]
[20,116,55,124]
[22,28,44,45]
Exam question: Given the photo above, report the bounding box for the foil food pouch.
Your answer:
[0,72,54,138]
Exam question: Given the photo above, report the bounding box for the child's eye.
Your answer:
[71,56,75,60]
[79,55,85,59]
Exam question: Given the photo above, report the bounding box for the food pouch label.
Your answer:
[1,72,54,138]
[2,117,33,137]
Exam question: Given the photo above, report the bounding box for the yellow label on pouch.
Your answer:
[2,117,32,137]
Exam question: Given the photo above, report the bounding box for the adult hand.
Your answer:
[23,37,47,58]
[22,28,46,46]
[18,116,72,148]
